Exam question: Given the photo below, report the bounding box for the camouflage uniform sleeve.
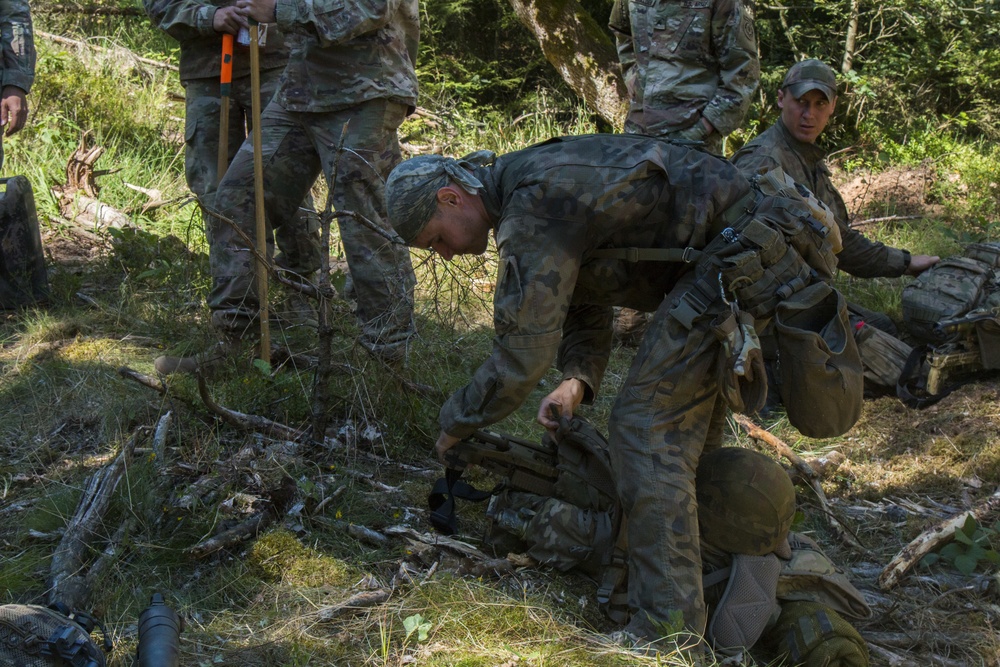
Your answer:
[557,303,613,405]
[275,0,395,46]
[701,0,759,136]
[142,0,220,41]
[0,0,35,93]
[438,205,592,439]
[836,219,910,278]
[731,144,781,180]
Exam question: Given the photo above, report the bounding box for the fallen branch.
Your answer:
[734,414,869,555]
[315,589,392,622]
[184,511,274,559]
[47,427,146,608]
[383,525,489,560]
[37,31,178,72]
[878,486,1000,590]
[196,373,307,442]
[118,366,167,394]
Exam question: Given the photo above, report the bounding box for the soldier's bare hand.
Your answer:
[213,5,249,34]
[537,378,586,430]
[0,86,27,136]
[905,254,940,276]
[435,431,461,464]
[236,0,278,24]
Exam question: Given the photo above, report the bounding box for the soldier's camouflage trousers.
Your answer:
[183,75,322,278]
[608,271,729,646]
[209,99,416,356]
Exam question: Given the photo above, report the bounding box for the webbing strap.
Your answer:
[589,246,701,263]
[896,344,953,409]
[428,468,495,535]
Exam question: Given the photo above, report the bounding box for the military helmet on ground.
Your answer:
[696,447,796,556]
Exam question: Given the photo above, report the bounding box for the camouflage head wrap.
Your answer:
[386,150,496,244]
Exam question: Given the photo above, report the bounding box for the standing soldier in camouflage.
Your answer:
[143,0,323,331]
[607,0,759,344]
[732,59,938,288]
[164,0,418,369]
[608,0,759,155]
[384,134,845,651]
[0,0,35,170]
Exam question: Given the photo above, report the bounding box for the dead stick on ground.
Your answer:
[733,414,869,554]
[184,511,274,559]
[879,486,1000,590]
[315,589,392,622]
[37,31,178,72]
[47,427,147,608]
[196,373,306,442]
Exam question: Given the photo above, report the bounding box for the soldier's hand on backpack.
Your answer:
[537,378,585,431]
[905,253,940,276]
[435,431,461,463]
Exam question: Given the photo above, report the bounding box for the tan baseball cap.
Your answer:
[781,59,837,101]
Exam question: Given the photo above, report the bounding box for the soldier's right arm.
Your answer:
[0,0,35,94]
[143,0,221,41]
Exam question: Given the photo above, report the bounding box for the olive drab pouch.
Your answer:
[0,603,110,667]
[712,308,768,413]
[853,320,913,389]
[0,176,49,309]
[753,165,842,255]
[777,532,872,620]
[764,601,870,667]
[774,282,863,438]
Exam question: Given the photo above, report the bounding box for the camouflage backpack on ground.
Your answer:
[0,603,110,667]
[902,242,1000,342]
[898,242,1000,406]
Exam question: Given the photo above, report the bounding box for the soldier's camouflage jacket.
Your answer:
[609,0,758,138]
[142,0,290,80]
[439,134,752,439]
[273,0,419,113]
[732,118,911,278]
[0,0,34,93]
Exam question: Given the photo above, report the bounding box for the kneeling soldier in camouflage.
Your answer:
[386,134,863,651]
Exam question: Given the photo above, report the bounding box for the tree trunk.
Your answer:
[842,0,860,73]
[505,0,628,128]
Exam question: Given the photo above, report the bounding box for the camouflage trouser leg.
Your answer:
[183,75,321,277]
[209,99,414,351]
[608,273,728,646]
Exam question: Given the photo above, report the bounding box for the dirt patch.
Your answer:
[832,161,944,222]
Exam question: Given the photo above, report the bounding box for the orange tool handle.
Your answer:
[219,33,234,93]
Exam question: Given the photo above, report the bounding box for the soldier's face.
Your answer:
[778,88,837,144]
[413,188,491,260]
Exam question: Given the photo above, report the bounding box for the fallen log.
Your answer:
[47,428,146,608]
[315,589,392,622]
[878,486,1000,590]
[184,511,274,559]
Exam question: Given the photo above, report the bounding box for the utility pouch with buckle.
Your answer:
[774,282,864,438]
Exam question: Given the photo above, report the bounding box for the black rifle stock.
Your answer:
[442,428,559,497]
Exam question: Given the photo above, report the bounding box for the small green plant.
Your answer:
[921,515,1000,575]
[402,613,432,643]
